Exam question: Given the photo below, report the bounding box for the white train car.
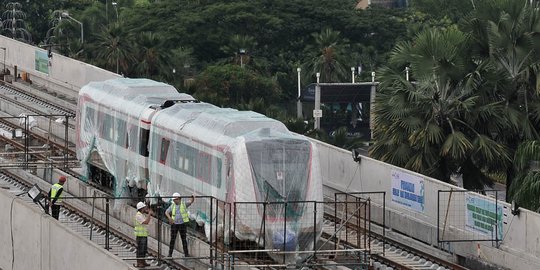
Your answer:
[76,78,195,195]
[76,78,323,262]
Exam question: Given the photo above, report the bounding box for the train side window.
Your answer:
[182,143,194,176]
[127,125,137,149]
[173,142,194,175]
[197,152,211,183]
[214,157,222,188]
[184,158,190,172]
[86,107,95,124]
[102,114,114,141]
[116,119,127,146]
[160,138,170,164]
[139,128,150,157]
[177,156,184,170]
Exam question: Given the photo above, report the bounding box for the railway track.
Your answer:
[321,194,468,270]
[0,83,76,116]
[0,117,77,167]
[0,169,209,270]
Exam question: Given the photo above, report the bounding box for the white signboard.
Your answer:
[391,170,425,212]
[465,194,503,239]
[313,109,322,118]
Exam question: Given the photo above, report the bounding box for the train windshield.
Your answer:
[246,139,311,218]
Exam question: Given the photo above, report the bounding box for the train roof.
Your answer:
[80,78,195,113]
[153,101,290,138]
[81,78,297,140]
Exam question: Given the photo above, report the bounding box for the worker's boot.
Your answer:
[135,259,146,268]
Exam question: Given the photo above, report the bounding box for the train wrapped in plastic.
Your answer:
[76,78,323,262]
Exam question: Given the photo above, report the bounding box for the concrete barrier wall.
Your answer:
[0,36,120,99]
[0,188,133,270]
[313,139,540,269]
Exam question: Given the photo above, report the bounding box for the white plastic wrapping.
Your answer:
[77,78,195,196]
[77,78,323,262]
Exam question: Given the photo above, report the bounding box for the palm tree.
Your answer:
[95,22,134,75]
[370,28,512,189]
[461,0,540,198]
[132,32,171,78]
[220,34,257,67]
[302,28,350,83]
[509,141,540,211]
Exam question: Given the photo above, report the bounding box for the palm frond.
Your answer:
[441,131,473,160]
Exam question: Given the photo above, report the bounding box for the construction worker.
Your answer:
[165,192,194,258]
[134,201,153,268]
[48,175,67,220]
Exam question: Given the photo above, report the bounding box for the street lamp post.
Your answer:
[297,67,302,118]
[0,47,6,74]
[112,2,119,20]
[61,12,83,44]
[239,48,246,68]
[314,72,321,130]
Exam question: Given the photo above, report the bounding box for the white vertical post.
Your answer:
[370,83,376,139]
[314,72,321,130]
[371,71,376,83]
[405,67,410,81]
[297,67,302,118]
[351,67,355,83]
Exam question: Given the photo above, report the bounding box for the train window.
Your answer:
[177,142,194,175]
[177,157,184,170]
[102,114,114,141]
[172,143,184,171]
[214,157,222,188]
[160,138,170,164]
[184,158,190,172]
[197,152,211,182]
[127,125,137,149]
[116,119,127,146]
[86,107,95,123]
[139,128,150,157]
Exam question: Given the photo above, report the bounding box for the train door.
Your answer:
[138,107,157,193]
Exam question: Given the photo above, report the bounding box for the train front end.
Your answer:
[235,128,323,263]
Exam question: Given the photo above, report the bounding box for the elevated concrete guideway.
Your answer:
[0,184,134,270]
[1,36,540,270]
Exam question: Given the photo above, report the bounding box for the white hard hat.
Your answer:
[136,202,146,210]
[172,192,181,198]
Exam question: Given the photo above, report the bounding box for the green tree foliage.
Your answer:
[370,28,513,189]
[302,28,350,83]
[132,31,172,78]
[510,141,540,211]
[11,0,411,96]
[194,64,281,107]
[94,21,135,75]
[372,0,540,193]
[410,0,473,22]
